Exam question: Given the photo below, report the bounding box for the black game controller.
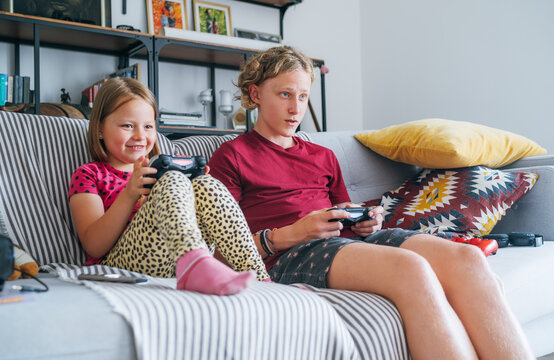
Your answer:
[328,207,375,226]
[145,154,206,188]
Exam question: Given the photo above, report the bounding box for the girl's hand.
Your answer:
[122,157,158,201]
[351,205,384,237]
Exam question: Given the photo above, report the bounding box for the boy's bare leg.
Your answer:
[328,242,478,360]
[401,234,534,360]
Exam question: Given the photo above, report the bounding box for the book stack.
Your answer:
[159,111,209,127]
[81,64,141,108]
[0,74,32,106]
[108,63,141,81]
[81,79,107,108]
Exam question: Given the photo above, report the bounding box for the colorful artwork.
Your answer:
[148,0,187,35]
[193,1,232,36]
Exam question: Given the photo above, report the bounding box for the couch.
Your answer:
[1,111,553,359]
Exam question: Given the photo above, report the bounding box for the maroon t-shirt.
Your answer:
[68,161,140,265]
[209,131,352,269]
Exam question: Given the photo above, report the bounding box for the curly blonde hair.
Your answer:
[236,46,315,110]
[88,77,160,162]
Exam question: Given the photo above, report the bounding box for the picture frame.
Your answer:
[3,0,112,27]
[193,0,232,36]
[234,28,281,43]
[146,0,188,36]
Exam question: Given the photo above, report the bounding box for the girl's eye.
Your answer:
[122,124,132,129]
[145,125,154,130]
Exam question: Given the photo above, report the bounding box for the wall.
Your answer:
[0,0,364,133]
[361,0,554,152]
[283,0,363,132]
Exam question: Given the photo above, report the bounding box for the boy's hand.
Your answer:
[351,206,384,237]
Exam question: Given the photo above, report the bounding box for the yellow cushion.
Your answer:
[355,119,547,168]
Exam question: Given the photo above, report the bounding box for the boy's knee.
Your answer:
[390,252,438,295]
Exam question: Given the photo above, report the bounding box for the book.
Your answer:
[13,75,22,104]
[7,75,13,103]
[81,87,93,108]
[22,76,30,104]
[0,73,6,106]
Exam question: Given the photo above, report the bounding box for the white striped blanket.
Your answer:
[44,264,409,360]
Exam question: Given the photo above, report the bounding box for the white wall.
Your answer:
[283,0,363,132]
[361,0,554,152]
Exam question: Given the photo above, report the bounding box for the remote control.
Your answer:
[328,207,375,226]
[145,154,206,188]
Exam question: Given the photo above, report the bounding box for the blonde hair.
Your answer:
[237,46,315,110]
[88,77,160,162]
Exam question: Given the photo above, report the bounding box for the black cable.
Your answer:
[10,268,49,292]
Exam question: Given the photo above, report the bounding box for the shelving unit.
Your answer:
[0,0,327,137]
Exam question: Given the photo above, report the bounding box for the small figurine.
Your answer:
[60,88,71,104]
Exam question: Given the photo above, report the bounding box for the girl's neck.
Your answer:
[106,157,133,173]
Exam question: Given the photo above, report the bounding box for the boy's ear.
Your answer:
[248,84,260,104]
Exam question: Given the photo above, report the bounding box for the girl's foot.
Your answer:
[176,249,255,295]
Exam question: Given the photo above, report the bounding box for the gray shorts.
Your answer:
[268,228,420,288]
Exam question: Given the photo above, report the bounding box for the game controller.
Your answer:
[451,236,499,257]
[145,154,206,188]
[328,207,375,226]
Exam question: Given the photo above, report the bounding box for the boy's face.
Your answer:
[250,70,311,142]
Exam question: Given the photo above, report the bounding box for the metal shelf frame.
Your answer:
[0,0,327,136]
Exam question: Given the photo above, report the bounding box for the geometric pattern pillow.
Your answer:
[380,166,538,237]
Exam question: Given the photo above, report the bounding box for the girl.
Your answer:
[68,77,270,296]
[209,46,534,358]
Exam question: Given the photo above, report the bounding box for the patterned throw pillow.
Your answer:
[380,166,538,237]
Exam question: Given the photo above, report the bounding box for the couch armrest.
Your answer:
[492,166,554,240]
[502,155,554,170]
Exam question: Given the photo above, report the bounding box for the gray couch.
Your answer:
[1,111,553,359]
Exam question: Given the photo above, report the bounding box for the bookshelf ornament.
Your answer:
[197,89,213,124]
[218,90,233,126]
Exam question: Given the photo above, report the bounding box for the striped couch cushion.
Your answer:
[0,112,173,265]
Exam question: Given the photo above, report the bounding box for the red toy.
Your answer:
[451,236,499,257]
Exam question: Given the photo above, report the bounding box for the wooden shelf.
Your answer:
[0,11,150,55]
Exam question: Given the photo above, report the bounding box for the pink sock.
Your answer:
[176,249,255,295]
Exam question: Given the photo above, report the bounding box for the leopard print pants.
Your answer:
[102,171,269,280]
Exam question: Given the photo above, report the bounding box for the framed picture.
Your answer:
[234,28,281,43]
[193,0,232,36]
[146,0,188,35]
[4,0,111,27]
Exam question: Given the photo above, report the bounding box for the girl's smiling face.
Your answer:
[250,70,312,148]
[100,98,157,172]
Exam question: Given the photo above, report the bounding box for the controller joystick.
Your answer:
[327,207,376,226]
[145,154,206,188]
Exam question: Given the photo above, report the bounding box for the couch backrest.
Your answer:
[0,111,173,265]
[309,130,422,203]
